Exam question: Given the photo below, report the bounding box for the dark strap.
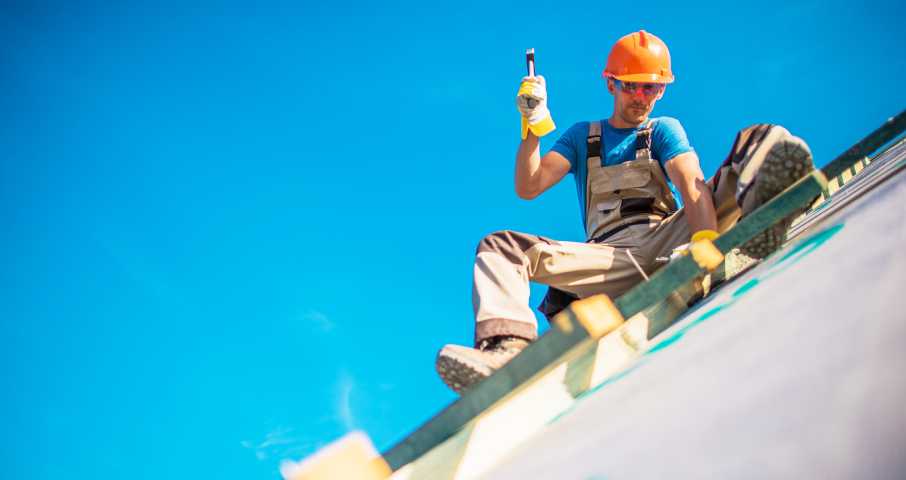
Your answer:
[588,219,652,244]
[589,119,656,163]
[538,287,580,322]
[634,119,656,161]
[587,121,602,160]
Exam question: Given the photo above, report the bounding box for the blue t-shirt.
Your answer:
[550,116,694,227]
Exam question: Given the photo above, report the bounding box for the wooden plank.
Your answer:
[643,277,704,340]
[281,432,392,480]
[588,313,650,387]
[821,108,906,179]
[827,177,842,196]
[563,345,598,398]
[708,249,757,290]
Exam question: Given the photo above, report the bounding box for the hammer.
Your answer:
[525,48,537,109]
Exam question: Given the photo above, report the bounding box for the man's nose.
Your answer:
[633,88,645,100]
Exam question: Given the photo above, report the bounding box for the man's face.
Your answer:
[608,78,665,126]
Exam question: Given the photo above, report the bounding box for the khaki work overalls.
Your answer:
[470,122,801,345]
[584,120,677,241]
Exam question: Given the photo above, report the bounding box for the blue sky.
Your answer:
[1,0,904,478]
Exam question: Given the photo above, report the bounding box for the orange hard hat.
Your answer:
[602,30,674,84]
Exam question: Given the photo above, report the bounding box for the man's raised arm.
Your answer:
[514,74,571,199]
[514,131,572,199]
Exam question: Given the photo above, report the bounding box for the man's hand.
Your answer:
[515,75,556,139]
[662,230,720,263]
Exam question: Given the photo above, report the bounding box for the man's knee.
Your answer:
[731,124,774,157]
[477,230,513,252]
[476,230,552,266]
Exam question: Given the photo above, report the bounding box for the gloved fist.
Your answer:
[659,230,721,264]
[515,75,556,139]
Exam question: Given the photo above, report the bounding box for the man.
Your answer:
[435,31,814,394]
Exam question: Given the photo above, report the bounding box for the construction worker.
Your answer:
[435,31,816,394]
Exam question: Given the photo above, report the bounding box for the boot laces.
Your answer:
[478,336,526,353]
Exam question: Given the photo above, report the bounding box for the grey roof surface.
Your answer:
[791,138,906,240]
[474,144,906,480]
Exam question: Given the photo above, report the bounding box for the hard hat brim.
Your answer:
[611,73,674,84]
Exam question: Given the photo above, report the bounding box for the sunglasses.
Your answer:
[611,78,664,96]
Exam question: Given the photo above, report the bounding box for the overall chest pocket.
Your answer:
[590,162,652,194]
[596,197,622,213]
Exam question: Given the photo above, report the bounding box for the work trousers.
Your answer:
[473,124,798,344]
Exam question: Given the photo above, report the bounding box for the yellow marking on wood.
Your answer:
[589,312,649,387]
[689,238,723,272]
[282,432,392,480]
[387,465,414,480]
[826,177,842,196]
[569,294,625,339]
[552,313,574,334]
[840,168,853,184]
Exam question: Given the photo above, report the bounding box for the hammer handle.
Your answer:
[525,49,537,108]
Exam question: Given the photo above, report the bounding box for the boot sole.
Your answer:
[436,347,494,395]
[740,138,814,259]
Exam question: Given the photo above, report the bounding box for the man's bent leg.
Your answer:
[706,124,814,258]
[472,231,546,344]
[438,229,648,394]
[438,231,558,394]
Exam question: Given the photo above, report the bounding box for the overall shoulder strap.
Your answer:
[587,121,602,162]
[634,119,656,161]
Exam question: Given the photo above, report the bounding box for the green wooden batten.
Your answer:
[821,108,906,180]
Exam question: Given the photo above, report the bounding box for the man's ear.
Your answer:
[656,84,666,100]
[606,78,615,95]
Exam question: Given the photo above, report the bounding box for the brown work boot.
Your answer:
[435,336,532,395]
[740,137,815,259]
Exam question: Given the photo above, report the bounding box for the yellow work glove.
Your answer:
[665,230,720,262]
[690,230,720,244]
[515,75,556,139]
